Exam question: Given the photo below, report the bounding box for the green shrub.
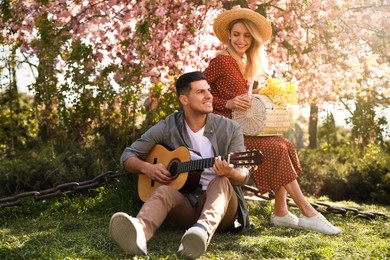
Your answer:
[0,139,122,197]
[344,145,390,204]
[295,149,330,196]
[298,144,390,205]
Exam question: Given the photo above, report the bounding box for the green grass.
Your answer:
[1,177,389,259]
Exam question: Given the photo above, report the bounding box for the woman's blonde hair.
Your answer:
[220,19,268,80]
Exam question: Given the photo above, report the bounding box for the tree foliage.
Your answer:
[0,0,389,151]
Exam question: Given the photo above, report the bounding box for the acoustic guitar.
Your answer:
[138,144,263,202]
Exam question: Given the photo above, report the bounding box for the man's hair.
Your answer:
[175,71,206,98]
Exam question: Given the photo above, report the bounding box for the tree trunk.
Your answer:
[8,46,21,152]
[308,103,318,149]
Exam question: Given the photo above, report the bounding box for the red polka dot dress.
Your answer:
[204,55,302,194]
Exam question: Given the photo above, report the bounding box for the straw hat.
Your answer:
[213,8,272,44]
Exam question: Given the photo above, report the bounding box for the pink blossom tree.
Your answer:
[1,0,388,146]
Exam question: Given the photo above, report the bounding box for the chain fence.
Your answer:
[241,184,388,220]
[0,171,125,208]
[0,171,388,220]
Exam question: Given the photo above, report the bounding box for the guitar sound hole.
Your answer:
[168,161,179,178]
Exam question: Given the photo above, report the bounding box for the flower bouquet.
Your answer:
[257,77,298,106]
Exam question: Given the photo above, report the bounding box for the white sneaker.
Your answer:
[109,212,147,255]
[178,224,209,259]
[270,211,299,228]
[298,213,343,235]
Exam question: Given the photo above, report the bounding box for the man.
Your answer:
[109,71,251,259]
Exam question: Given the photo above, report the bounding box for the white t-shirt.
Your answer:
[185,123,216,190]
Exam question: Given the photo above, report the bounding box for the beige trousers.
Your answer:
[136,176,238,241]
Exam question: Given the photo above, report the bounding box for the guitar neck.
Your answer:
[176,156,226,174]
[167,149,262,177]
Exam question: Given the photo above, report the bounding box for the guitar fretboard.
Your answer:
[179,158,212,173]
[172,156,227,175]
[165,149,262,176]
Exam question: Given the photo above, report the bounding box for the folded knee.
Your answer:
[208,176,231,188]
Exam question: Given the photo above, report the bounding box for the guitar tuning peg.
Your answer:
[247,165,258,171]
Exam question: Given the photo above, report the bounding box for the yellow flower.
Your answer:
[258,77,298,106]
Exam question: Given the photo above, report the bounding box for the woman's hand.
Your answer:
[225,94,252,110]
[252,88,260,94]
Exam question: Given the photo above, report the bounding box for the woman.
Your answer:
[204,8,342,235]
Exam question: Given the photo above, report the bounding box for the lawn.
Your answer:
[1,177,389,259]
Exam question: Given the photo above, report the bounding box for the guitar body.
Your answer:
[137,144,263,202]
[138,145,201,202]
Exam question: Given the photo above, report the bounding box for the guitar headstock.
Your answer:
[228,150,264,167]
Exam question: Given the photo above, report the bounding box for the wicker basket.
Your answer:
[232,94,293,136]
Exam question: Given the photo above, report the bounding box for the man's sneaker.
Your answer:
[270,211,299,228]
[178,224,209,259]
[109,212,147,255]
[298,213,343,235]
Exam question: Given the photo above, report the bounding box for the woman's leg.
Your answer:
[273,186,288,216]
[272,179,342,235]
[284,179,317,217]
